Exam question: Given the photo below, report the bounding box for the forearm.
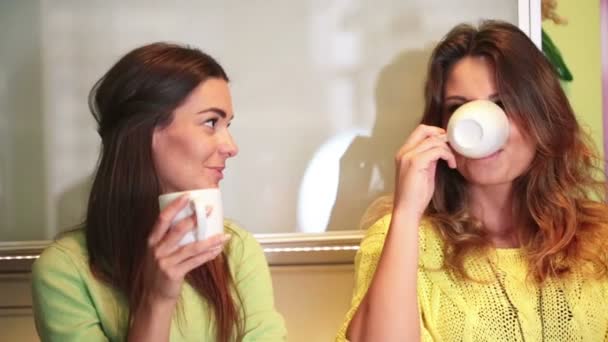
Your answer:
[351,209,422,341]
[128,297,176,342]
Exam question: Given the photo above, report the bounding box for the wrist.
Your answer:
[128,294,176,342]
[140,293,177,311]
[138,293,177,317]
[391,205,424,227]
[392,192,427,218]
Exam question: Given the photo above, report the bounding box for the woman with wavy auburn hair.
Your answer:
[337,20,608,341]
[31,42,286,342]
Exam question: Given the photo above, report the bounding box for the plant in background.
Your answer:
[542,0,573,81]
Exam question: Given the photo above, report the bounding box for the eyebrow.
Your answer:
[196,107,234,120]
[444,93,500,102]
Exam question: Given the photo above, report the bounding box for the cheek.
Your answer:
[167,135,211,163]
[514,139,537,171]
[153,131,198,173]
[509,126,536,159]
[152,133,179,178]
[154,122,218,163]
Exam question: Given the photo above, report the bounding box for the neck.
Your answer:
[468,182,519,248]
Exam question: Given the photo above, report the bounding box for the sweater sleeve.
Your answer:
[335,214,434,342]
[31,245,109,342]
[227,224,287,341]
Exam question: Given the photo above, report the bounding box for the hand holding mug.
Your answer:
[394,125,457,218]
[158,189,225,246]
[142,195,231,304]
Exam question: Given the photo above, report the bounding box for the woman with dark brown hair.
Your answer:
[337,20,608,341]
[31,42,286,342]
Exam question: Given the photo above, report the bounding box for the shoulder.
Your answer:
[359,214,444,254]
[224,219,252,239]
[31,230,95,310]
[223,220,266,271]
[358,214,391,256]
[224,219,259,253]
[356,214,445,272]
[32,229,89,277]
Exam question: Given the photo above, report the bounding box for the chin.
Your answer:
[472,177,513,187]
[174,182,217,192]
[198,181,220,189]
[465,170,510,186]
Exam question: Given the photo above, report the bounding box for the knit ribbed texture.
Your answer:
[336,214,608,341]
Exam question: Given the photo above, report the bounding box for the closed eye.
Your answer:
[445,103,463,114]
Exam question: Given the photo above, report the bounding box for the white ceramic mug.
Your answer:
[158,188,224,246]
[446,99,510,159]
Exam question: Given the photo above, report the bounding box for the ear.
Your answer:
[151,126,163,151]
[150,127,166,193]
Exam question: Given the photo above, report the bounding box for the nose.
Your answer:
[218,130,238,158]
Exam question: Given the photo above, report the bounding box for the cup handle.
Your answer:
[192,200,208,241]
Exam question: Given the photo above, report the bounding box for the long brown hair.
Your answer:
[367,20,608,283]
[86,42,242,341]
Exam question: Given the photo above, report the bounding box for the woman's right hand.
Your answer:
[142,195,231,305]
[393,124,457,218]
[346,125,456,342]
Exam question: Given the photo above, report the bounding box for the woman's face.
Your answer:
[443,56,536,187]
[152,78,238,193]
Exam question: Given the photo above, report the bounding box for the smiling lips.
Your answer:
[477,149,502,161]
[207,166,225,179]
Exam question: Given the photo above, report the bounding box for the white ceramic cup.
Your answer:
[446,99,510,159]
[158,188,224,246]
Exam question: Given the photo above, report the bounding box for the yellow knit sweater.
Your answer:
[336,214,608,341]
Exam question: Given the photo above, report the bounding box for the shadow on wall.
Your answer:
[326,47,433,231]
[0,0,46,241]
[56,176,93,234]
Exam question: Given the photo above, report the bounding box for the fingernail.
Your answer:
[222,233,232,242]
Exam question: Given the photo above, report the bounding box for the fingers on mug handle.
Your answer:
[157,214,197,255]
[165,233,231,267]
[428,140,457,168]
[186,233,231,257]
[397,134,450,170]
[399,125,447,155]
[175,247,224,277]
[416,145,457,169]
[148,195,190,246]
[445,150,458,169]
[405,134,450,157]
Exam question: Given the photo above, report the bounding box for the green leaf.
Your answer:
[542,28,573,82]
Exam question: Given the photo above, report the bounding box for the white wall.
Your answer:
[0,0,520,240]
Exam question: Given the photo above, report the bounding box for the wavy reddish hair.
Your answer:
[366,20,608,283]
